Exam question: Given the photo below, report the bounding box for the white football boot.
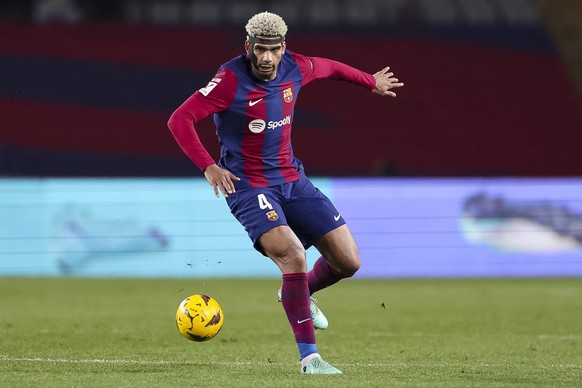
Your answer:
[301,355,342,374]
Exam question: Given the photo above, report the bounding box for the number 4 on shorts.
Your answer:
[257,193,273,210]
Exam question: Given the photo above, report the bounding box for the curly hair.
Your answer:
[245,12,288,38]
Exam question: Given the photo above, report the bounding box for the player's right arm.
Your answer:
[167,68,241,198]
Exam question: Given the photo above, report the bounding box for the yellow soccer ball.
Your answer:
[176,294,224,342]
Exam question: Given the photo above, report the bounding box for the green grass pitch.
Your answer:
[1,277,581,387]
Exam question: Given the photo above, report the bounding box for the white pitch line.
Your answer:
[369,332,582,341]
[538,334,582,340]
[0,356,253,366]
[1,356,580,370]
[0,356,401,367]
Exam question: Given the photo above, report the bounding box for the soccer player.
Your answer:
[168,11,403,374]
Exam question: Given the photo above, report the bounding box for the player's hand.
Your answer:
[203,164,241,198]
[372,66,404,97]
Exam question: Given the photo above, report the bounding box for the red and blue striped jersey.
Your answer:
[168,50,375,189]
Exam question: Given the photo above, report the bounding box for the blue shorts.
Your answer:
[225,174,346,256]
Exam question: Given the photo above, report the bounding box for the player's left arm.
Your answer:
[292,52,403,96]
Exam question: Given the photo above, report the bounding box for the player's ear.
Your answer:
[244,39,250,54]
[282,41,286,54]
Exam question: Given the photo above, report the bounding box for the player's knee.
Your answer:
[340,256,361,278]
[336,245,360,277]
[268,241,306,273]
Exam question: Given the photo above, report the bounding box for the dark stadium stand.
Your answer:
[1,1,581,177]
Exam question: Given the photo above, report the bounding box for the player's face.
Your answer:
[246,39,286,81]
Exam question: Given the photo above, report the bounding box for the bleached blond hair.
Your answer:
[245,12,287,38]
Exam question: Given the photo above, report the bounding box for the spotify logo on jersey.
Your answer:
[248,119,266,133]
[248,116,292,133]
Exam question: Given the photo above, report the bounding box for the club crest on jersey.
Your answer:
[266,210,279,221]
[282,87,293,103]
[199,77,222,96]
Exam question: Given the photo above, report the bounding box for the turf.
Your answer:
[0,277,580,387]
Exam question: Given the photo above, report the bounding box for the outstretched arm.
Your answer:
[372,66,404,97]
[294,54,376,89]
[292,52,403,96]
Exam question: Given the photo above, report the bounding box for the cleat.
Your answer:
[278,288,328,330]
[301,356,342,375]
[309,297,328,330]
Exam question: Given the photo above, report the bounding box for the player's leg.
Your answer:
[227,187,339,373]
[259,224,307,273]
[259,225,340,374]
[275,176,354,332]
[300,225,360,331]
[259,226,317,357]
[282,175,361,295]
[310,224,361,294]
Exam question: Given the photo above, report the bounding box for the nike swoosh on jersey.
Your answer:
[334,214,341,221]
[249,98,263,106]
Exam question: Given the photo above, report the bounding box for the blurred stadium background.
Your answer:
[1,0,582,278]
